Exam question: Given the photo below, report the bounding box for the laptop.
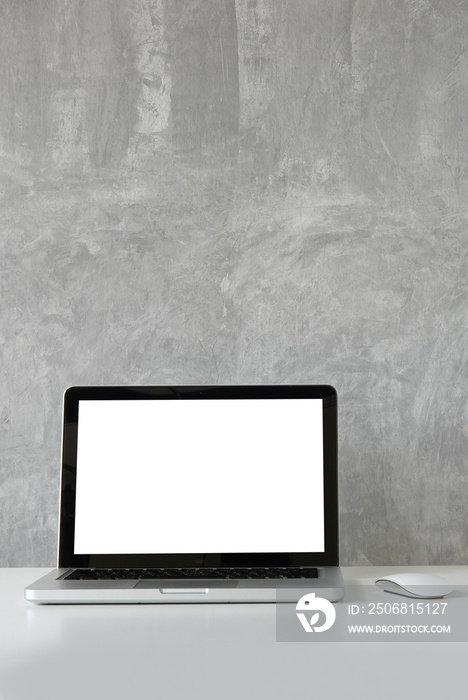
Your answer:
[25,385,343,604]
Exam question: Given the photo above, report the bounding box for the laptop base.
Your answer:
[25,567,343,604]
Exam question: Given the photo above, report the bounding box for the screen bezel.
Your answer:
[58,385,338,568]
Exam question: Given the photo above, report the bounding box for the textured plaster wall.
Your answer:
[1,0,467,566]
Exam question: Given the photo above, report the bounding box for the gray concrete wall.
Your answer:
[1,0,467,567]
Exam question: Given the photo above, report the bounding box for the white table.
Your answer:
[2,567,468,700]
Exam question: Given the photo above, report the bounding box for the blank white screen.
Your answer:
[73,399,324,554]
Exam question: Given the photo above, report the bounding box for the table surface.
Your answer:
[2,566,468,700]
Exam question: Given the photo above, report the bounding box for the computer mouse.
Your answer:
[375,573,453,599]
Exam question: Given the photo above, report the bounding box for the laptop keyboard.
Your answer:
[64,567,319,581]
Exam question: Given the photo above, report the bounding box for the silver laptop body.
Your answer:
[25,385,343,604]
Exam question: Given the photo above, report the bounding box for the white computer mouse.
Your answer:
[375,573,453,599]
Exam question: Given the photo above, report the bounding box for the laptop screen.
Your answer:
[59,386,338,568]
[73,398,325,555]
